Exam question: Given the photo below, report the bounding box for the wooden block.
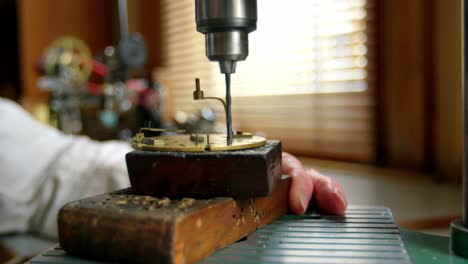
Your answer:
[126,140,282,198]
[58,178,291,264]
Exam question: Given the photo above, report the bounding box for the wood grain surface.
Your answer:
[126,140,282,198]
[58,178,291,264]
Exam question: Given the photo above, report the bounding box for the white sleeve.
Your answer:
[0,98,132,238]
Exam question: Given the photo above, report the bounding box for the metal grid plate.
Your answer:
[202,205,412,263]
[29,206,412,264]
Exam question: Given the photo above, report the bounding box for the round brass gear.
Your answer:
[132,133,266,152]
[44,36,92,84]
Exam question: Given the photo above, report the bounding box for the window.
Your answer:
[160,0,375,162]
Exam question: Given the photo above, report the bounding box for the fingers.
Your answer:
[288,169,313,215]
[307,168,347,215]
[282,152,348,215]
[282,152,313,214]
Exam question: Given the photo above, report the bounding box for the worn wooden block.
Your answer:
[126,140,282,198]
[58,178,291,264]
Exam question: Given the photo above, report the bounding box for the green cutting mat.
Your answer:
[400,228,467,264]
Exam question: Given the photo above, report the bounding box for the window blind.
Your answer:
[160,0,375,162]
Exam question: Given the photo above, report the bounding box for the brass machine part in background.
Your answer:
[43,37,92,84]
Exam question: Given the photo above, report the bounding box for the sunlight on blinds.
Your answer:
[160,0,217,113]
[159,0,375,161]
[210,0,370,97]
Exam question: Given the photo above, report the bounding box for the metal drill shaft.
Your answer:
[463,0,468,226]
[225,73,233,145]
[118,0,128,40]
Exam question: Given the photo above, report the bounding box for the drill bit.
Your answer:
[225,73,233,145]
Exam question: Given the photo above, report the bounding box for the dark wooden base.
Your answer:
[58,178,291,264]
[126,140,282,198]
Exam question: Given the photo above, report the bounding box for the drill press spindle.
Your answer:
[225,73,233,145]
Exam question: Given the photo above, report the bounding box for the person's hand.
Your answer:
[282,152,347,215]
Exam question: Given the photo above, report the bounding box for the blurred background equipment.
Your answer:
[35,36,151,139]
[37,36,92,134]
[41,37,92,84]
[33,0,163,140]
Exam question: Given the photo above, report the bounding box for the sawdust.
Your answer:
[178,198,196,208]
[157,197,171,207]
[115,200,128,205]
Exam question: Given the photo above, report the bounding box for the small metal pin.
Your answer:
[194,78,204,100]
[193,77,230,145]
[196,78,200,91]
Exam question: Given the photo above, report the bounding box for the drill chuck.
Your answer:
[195,0,257,74]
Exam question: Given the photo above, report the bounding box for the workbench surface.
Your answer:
[29,205,464,264]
